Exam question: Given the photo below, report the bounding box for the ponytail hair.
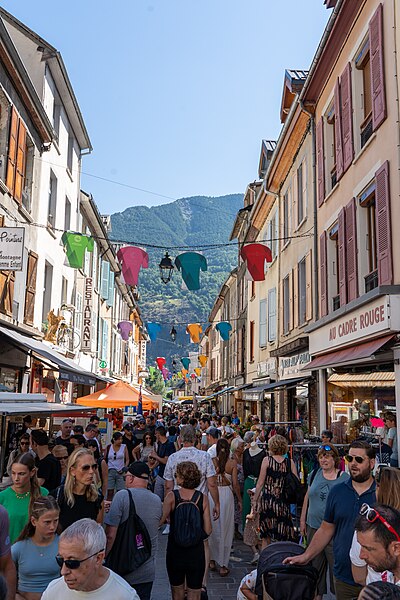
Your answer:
[216,438,230,475]
[12,452,41,514]
[17,495,59,541]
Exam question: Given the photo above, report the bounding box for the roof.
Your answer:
[258,140,277,179]
[280,69,309,123]
[0,7,92,151]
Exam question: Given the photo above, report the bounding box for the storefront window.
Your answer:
[0,368,19,392]
[42,369,56,402]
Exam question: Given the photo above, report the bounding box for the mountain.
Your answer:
[110,194,243,369]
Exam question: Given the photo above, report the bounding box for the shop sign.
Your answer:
[243,389,263,402]
[309,295,400,355]
[0,227,24,270]
[257,358,277,378]
[279,352,311,378]
[82,277,92,353]
[99,360,107,369]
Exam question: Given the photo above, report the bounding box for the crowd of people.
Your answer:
[0,408,398,599]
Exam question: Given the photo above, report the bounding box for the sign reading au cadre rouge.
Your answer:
[0,228,25,270]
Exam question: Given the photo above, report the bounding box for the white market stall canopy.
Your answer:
[0,393,95,416]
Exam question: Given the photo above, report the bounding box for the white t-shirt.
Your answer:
[207,444,217,459]
[164,446,216,494]
[237,569,257,600]
[41,569,140,599]
[349,531,395,584]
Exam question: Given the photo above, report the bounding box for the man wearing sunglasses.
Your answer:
[42,518,139,599]
[285,440,376,600]
[355,503,400,585]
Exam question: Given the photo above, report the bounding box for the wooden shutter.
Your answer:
[6,107,18,194]
[24,251,38,325]
[334,79,344,180]
[341,63,354,173]
[369,3,386,130]
[375,161,392,285]
[305,250,312,321]
[316,118,325,207]
[0,270,15,316]
[345,198,358,302]
[320,232,328,317]
[14,120,26,203]
[338,208,347,306]
[293,265,299,329]
[288,270,293,331]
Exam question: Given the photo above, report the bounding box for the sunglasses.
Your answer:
[55,549,104,570]
[345,455,367,464]
[360,503,400,543]
[56,456,68,461]
[80,463,98,471]
[20,441,30,445]
[319,445,334,452]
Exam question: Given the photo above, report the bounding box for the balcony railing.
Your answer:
[365,269,378,293]
[361,115,373,148]
[333,295,340,311]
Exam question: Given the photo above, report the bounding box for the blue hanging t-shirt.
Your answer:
[216,322,232,341]
[175,252,207,290]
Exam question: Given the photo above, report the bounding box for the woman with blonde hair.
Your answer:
[51,447,103,531]
[253,434,298,548]
[351,466,400,586]
[0,453,48,543]
[12,495,60,599]
[230,437,245,540]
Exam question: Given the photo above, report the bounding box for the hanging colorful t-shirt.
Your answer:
[118,321,133,341]
[186,323,202,344]
[194,367,201,377]
[181,357,190,370]
[198,355,208,367]
[240,243,272,281]
[117,246,149,286]
[216,321,232,341]
[147,322,161,342]
[175,252,207,290]
[61,232,94,269]
[156,357,166,370]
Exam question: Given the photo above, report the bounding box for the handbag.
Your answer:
[282,458,302,504]
[105,490,151,575]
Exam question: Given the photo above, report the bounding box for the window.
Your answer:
[75,292,83,334]
[67,134,74,174]
[5,107,34,211]
[53,97,61,140]
[329,224,340,311]
[100,260,110,300]
[268,288,277,342]
[355,39,373,148]
[359,182,378,292]
[298,258,307,324]
[47,171,57,230]
[283,190,290,246]
[61,277,68,305]
[267,210,279,260]
[42,262,53,324]
[283,276,290,334]
[297,161,306,225]
[251,280,256,298]
[24,251,38,325]
[259,299,267,347]
[249,321,255,362]
[325,103,337,191]
[64,197,71,231]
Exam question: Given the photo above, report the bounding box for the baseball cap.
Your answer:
[122,422,133,431]
[122,461,150,479]
[206,426,220,438]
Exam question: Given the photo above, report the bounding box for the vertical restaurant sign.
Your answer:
[82,277,92,352]
[0,227,25,270]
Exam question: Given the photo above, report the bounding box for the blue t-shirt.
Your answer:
[12,536,60,592]
[324,478,376,585]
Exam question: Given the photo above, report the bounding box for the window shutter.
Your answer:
[289,270,294,331]
[106,271,115,307]
[14,120,26,203]
[0,271,15,316]
[6,107,19,195]
[334,79,344,180]
[293,265,299,329]
[293,172,298,227]
[100,260,110,300]
[345,198,358,302]
[340,63,354,173]
[375,161,392,285]
[279,279,284,337]
[302,159,307,218]
[305,250,313,321]
[316,118,325,207]
[259,299,267,347]
[268,288,277,342]
[320,232,328,317]
[338,208,347,306]
[369,3,386,130]
[24,251,38,325]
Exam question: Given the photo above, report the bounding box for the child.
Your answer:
[237,569,257,600]
[243,488,260,565]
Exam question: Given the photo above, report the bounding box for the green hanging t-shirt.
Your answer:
[0,486,49,543]
[61,232,94,269]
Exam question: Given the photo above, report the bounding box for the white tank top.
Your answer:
[107,444,126,471]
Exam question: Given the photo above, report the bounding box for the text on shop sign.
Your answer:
[82,277,92,352]
[329,304,385,341]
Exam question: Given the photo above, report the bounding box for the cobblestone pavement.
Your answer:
[151,531,336,600]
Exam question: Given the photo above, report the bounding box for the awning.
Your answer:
[242,376,310,400]
[0,393,95,416]
[328,371,395,388]
[0,326,99,386]
[305,334,395,370]
[202,386,235,401]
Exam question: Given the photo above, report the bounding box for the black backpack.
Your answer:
[172,489,205,548]
[256,541,318,600]
[282,458,304,505]
[105,490,151,575]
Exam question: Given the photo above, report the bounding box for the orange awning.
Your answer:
[306,334,395,370]
[78,380,159,410]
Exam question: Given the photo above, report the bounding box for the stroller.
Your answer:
[255,541,318,600]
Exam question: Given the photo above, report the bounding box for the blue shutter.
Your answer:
[268,288,277,342]
[102,319,108,360]
[100,261,110,300]
[259,299,267,347]
[106,271,115,307]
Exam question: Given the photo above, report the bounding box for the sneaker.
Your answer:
[162,524,170,535]
[251,552,259,565]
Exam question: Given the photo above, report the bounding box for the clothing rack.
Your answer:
[261,421,302,425]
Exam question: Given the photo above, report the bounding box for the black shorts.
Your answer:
[166,541,205,589]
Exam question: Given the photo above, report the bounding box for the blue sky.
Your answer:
[2,1,330,213]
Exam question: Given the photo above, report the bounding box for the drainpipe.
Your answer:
[300,101,319,322]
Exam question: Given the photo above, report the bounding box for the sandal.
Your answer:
[219,567,230,577]
[209,560,216,571]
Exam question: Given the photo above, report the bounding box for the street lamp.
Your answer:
[159,252,174,284]
[170,326,177,342]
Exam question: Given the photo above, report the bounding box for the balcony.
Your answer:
[365,270,378,293]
